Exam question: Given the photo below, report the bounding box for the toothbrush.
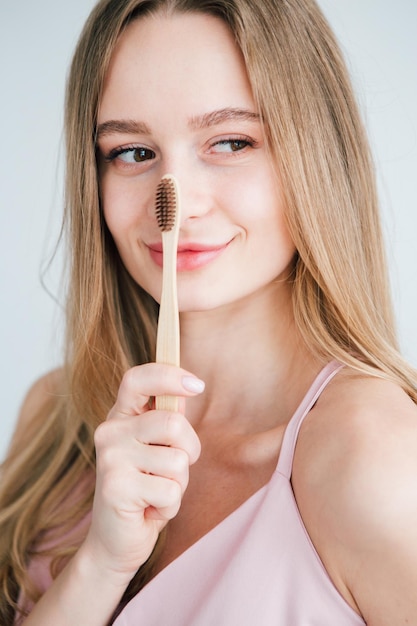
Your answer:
[155,174,181,412]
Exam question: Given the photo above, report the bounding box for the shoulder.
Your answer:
[292,368,417,623]
[10,369,64,450]
[295,368,417,480]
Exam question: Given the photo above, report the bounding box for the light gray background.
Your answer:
[1,1,416,461]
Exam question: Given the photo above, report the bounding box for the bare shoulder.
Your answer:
[292,368,417,624]
[10,368,64,449]
[295,367,417,480]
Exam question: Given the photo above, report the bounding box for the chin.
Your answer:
[177,288,248,314]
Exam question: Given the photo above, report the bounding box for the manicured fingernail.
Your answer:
[182,376,205,393]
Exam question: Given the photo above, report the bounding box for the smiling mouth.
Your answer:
[148,242,230,271]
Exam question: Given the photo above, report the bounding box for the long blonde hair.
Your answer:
[1,0,416,622]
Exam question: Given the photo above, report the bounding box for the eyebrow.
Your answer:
[96,108,260,140]
[96,119,151,140]
[188,107,260,130]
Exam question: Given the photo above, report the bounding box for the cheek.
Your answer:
[227,170,288,235]
[103,203,131,241]
[100,177,123,236]
[243,179,295,259]
[100,181,142,241]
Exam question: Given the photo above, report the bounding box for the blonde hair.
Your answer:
[1,0,416,622]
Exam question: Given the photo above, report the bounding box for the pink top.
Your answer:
[114,360,365,625]
[19,361,366,625]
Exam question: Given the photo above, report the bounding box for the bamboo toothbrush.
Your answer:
[155,174,181,412]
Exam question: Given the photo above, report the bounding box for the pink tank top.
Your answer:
[114,360,365,625]
[19,361,365,625]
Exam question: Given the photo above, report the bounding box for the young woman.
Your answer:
[1,0,416,624]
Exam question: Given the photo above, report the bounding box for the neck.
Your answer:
[179,282,321,431]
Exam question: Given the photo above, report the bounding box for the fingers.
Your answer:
[133,472,184,521]
[89,362,204,577]
[133,410,201,464]
[94,408,201,527]
[98,405,201,467]
[95,410,201,479]
[111,363,205,417]
[97,462,185,522]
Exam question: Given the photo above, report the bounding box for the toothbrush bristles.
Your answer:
[156,177,177,231]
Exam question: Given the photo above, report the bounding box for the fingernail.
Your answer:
[182,376,205,393]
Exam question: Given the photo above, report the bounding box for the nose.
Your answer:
[163,168,213,226]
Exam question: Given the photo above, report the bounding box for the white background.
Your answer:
[1,1,416,461]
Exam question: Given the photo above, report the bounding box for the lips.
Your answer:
[147,241,229,271]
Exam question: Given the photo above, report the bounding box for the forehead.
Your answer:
[98,11,255,123]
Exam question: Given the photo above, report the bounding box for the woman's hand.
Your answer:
[81,363,204,586]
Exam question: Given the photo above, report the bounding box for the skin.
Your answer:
[97,13,295,313]
[18,11,417,626]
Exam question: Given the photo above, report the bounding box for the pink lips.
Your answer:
[148,242,229,271]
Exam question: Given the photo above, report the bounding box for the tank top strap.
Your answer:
[276,360,344,479]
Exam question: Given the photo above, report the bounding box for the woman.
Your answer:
[1,0,416,624]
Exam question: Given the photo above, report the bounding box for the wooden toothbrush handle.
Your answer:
[156,232,180,412]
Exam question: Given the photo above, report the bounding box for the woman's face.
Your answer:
[97,11,296,312]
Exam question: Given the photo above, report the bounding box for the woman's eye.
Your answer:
[211,138,252,154]
[106,146,156,163]
[118,147,155,162]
